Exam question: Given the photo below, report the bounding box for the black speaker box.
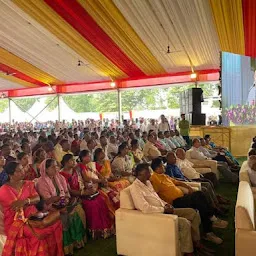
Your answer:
[187,113,206,125]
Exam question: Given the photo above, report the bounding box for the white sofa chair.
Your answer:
[235,181,256,256]
[116,186,181,256]
[239,160,256,195]
[186,149,219,179]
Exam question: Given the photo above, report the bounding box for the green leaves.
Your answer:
[43,83,217,112]
[12,98,36,112]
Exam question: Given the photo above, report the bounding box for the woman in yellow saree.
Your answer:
[94,148,130,193]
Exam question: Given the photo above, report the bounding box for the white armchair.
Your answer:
[235,181,256,256]
[239,160,256,198]
[116,186,181,256]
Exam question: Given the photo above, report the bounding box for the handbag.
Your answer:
[28,210,61,229]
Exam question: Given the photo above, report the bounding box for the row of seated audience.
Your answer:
[0,124,241,255]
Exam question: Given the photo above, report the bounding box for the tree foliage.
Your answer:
[12,98,36,112]
[0,99,8,113]
[44,83,218,112]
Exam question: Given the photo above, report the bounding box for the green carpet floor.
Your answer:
[74,157,246,256]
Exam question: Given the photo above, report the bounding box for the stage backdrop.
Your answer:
[222,52,256,126]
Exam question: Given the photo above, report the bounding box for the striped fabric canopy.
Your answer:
[0,0,255,96]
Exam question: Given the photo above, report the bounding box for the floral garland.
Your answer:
[225,104,256,125]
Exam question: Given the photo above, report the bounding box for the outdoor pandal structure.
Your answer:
[0,70,219,124]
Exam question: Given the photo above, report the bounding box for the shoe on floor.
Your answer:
[212,218,228,229]
[204,232,223,245]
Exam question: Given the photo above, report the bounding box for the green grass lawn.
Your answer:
[74,157,246,256]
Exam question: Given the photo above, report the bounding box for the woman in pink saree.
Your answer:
[0,161,63,256]
[61,153,114,240]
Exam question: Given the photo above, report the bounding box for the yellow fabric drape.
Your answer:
[0,74,36,88]
[77,0,165,76]
[0,48,61,85]
[209,0,245,55]
[12,0,126,79]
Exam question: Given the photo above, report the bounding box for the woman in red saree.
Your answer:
[77,150,120,217]
[61,153,114,240]
[0,161,63,256]
[94,148,130,193]
[17,152,38,181]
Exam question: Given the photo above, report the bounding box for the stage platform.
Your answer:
[190,125,256,157]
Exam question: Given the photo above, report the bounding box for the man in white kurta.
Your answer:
[130,163,201,254]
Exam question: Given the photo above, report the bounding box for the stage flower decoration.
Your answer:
[225,104,256,125]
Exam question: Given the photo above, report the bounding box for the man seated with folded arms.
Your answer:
[130,163,214,255]
[190,139,238,184]
[150,158,228,245]
[166,152,228,216]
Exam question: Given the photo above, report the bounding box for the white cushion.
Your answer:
[120,186,135,210]
[240,161,251,184]
[236,181,255,230]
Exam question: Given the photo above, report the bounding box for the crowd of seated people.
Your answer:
[0,116,241,255]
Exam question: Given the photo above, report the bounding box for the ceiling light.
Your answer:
[110,82,116,88]
[190,73,197,79]
[48,85,53,92]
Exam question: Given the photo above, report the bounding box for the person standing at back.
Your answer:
[179,114,190,145]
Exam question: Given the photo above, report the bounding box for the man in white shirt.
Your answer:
[130,164,203,253]
[147,119,158,133]
[139,119,147,133]
[158,115,170,133]
[130,163,213,255]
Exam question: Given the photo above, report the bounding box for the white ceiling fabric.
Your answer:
[113,0,220,73]
[0,77,25,90]
[0,0,108,84]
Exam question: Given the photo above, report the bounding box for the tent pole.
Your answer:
[117,89,122,123]
[8,98,11,125]
[57,94,61,122]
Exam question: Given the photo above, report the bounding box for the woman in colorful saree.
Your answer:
[111,142,135,183]
[94,148,130,193]
[0,161,63,256]
[36,158,86,256]
[77,150,120,216]
[62,152,114,240]
[17,152,37,181]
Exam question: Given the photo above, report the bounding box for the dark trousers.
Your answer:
[173,191,214,233]
[182,136,190,146]
[202,172,218,188]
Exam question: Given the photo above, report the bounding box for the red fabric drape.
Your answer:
[0,64,46,86]
[243,0,256,57]
[44,0,145,78]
